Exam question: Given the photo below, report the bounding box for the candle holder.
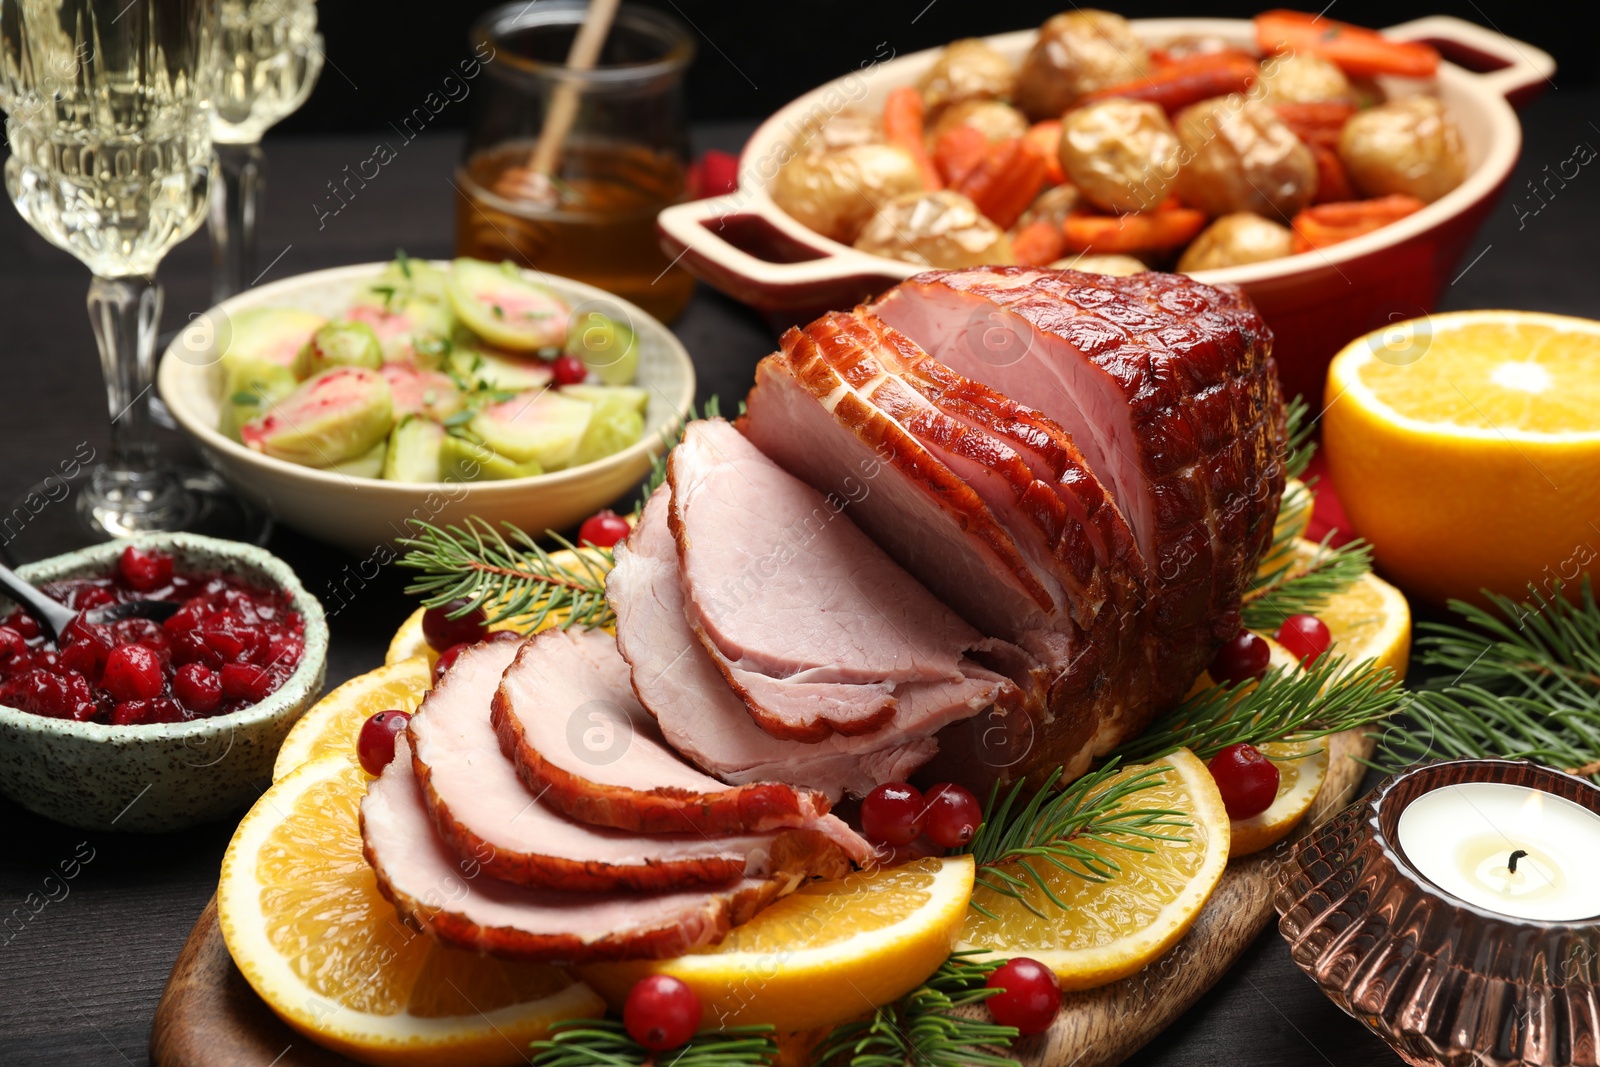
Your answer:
[1275,759,1600,1067]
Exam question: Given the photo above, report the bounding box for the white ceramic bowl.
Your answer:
[0,534,328,832]
[158,262,696,555]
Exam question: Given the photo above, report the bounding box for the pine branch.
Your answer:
[1109,654,1405,765]
[962,763,1189,920]
[395,518,614,629]
[1283,394,1315,482]
[531,1019,777,1066]
[1242,533,1374,632]
[813,952,1019,1067]
[635,397,722,514]
[1370,579,1600,777]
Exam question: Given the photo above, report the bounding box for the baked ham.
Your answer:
[493,626,874,861]
[666,418,1012,743]
[871,267,1285,707]
[363,735,804,963]
[408,640,853,892]
[610,485,1001,799]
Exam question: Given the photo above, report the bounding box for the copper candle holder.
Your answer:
[1275,759,1600,1067]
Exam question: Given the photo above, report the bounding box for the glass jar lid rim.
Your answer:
[470,0,695,85]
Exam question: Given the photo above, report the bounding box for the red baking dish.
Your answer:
[658,15,1553,404]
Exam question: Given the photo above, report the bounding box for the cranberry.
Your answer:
[72,586,116,611]
[5,611,40,640]
[174,663,223,713]
[578,509,631,549]
[111,697,186,726]
[221,663,273,703]
[861,782,925,847]
[622,975,701,1051]
[1276,614,1332,665]
[357,710,411,775]
[985,957,1060,1035]
[432,642,470,682]
[102,645,164,702]
[482,629,523,644]
[1208,743,1281,820]
[550,354,588,387]
[0,626,31,663]
[163,603,203,634]
[203,625,248,659]
[119,545,174,591]
[1208,630,1271,685]
[922,783,983,849]
[421,600,487,653]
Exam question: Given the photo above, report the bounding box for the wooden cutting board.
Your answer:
[149,731,1372,1067]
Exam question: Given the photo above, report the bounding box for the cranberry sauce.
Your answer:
[0,547,305,725]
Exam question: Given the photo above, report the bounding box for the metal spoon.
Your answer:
[0,561,180,643]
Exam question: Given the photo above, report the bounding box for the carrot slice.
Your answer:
[883,85,942,191]
[1012,218,1067,266]
[1272,101,1356,149]
[1082,52,1259,113]
[1255,10,1439,78]
[1023,121,1065,186]
[932,124,990,188]
[958,138,1050,230]
[1061,208,1208,254]
[1309,144,1354,204]
[1289,194,1426,251]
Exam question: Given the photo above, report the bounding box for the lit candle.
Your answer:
[1395,781,1600,921]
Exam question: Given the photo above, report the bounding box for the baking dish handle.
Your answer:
[657,192,905,311]
[1382,15,1555,106]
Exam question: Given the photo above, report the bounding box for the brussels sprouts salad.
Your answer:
[219,256,648,482]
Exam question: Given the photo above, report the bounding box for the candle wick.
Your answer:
[1508,849,1529,874]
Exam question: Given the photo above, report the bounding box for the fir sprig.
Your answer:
[530,1019,777,1066]
[1371,579,1600,777]
[1242,533,1375,632]
[1109,654,1405,765]
[635,397,723,514]
[1283,394,1315,482]
[396,518,614,629]
[963,763,1189,920]
[813,951,1019,1067]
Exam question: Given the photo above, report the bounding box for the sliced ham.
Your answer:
[872,267,1284,705]
[608,486,997,799]
[408,640,852,892]
[667,418,1007,742]
[363,734,797,964]
[493,626,874,861]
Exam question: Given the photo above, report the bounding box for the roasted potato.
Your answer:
[1059,99,1181,213]
[1173,95,1318,219]
[1256,52,1353,105]
[929,98,1030,145]
[855,190,1015,268]
[1017,183,1082,229]
[1338,95,1466,203]
[1049,253,1148,275]
[790,106,881,156]
[1177,212,1294,271]
[1158,34,1235,61]
[1015,11,1150,122]
[771,144,924,245]
[918,38,1016,117]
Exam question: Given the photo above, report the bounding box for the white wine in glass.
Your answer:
[207,0,321,301]
[1,0,267,559]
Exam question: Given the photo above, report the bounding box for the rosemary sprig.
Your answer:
[396,518,614,629]
[813,951,1019,1067]
[531,1019,777,1066]
[1371,579,1600,777]
[1242,533,1374,632]
[963,763,1189,920]
[1109,654,1405,765]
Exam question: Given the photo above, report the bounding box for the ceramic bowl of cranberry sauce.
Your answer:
[0,534,327,832]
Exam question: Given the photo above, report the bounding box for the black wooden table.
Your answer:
[1,97,1597,1067]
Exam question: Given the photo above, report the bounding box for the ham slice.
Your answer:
[609,486,997,799]
[667,418,1008,742]
[493,627,873,861]
[363,734,798,964]
[872,267,1285,706]
[408,640,852,892]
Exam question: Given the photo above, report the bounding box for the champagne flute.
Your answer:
[1,0,267,560]
[207,0,320,302]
